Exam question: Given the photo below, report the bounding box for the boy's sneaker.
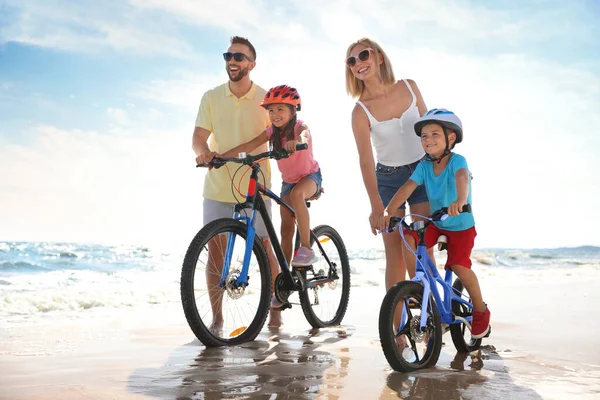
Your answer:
[291,246,318,267]
[471,306,491,339]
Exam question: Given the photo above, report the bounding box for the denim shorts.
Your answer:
[281,168,323,198]
[376,159,428,209]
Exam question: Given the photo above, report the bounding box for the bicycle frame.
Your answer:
[399,219,474,333]
[218,162,336,292]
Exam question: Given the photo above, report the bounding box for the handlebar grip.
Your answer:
[196,159,225,169]
[462,204,471,213]
[296,143,308,151]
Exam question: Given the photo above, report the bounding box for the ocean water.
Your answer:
[1,241,599,326]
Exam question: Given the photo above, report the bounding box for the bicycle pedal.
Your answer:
[484,326,491,338]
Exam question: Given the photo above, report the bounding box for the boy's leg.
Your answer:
[449,265,486,312]
[408,201,436,268]
[445,227,490,338]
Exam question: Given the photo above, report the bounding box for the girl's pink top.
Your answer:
[266,119,319,184]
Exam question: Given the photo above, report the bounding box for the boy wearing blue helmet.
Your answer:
[379,109,490,339]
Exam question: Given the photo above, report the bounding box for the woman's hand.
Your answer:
[369,205,385,235]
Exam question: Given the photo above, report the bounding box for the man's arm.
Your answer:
[192,126,216,165]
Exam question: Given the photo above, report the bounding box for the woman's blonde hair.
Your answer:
[345,38,396,98]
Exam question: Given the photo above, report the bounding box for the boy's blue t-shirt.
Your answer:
[409,153,475,231]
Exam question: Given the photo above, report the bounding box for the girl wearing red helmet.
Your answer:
[221,85,323,277]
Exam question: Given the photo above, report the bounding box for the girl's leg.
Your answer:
[279,195,296,264]
[289,177,318,248]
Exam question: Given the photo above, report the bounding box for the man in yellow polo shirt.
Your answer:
[193,36,282,330]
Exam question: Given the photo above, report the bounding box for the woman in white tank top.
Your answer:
[345,37,433,292]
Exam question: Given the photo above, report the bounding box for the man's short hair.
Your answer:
[230,36,256,60]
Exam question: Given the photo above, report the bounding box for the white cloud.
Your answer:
[1,0,193,57]
[2,0,599,250]
[0,123,202,249]
[131,71,222,111]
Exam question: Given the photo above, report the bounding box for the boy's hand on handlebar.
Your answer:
[448,200,466,217]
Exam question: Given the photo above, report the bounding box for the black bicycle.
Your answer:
[181,144,351,347]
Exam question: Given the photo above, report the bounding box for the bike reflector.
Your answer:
[319,237,331,243]
[229,326,247,337]
[248,178,257,196]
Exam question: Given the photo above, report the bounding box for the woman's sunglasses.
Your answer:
[346,48,373,68]
[223,52,255,62]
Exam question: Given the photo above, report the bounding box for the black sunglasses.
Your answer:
[223,52,255,62]
[346,48,373,68]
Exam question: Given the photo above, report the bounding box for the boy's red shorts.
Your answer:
[403,225,477,269]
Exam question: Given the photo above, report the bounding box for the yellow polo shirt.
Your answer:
[195,82,272,203]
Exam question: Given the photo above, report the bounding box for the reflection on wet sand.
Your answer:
[382,346,544,400]
[132,327,352,399]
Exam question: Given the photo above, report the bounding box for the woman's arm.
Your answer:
[407,79,428,116]
[220,130,269,158]
[351,104,383,235]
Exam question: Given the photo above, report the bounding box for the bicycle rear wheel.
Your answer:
[298,225,351,328]
[181,218,271,347]
[379,281,443,372]
[450,278,482,353]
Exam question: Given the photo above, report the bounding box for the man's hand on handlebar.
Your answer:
[195,151,219,168]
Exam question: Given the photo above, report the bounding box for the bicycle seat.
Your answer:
[437,235,448,251]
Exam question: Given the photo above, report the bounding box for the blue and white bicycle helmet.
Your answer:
[414,108,463,144]
[414,108,463,162]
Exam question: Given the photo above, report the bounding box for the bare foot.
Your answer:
[209,317,224,336]
[395,334,409,349]
[268,309,283,328]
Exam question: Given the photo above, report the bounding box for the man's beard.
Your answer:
[227,66,249,82]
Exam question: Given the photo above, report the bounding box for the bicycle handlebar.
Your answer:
[196,143,308,169]
[388,204,471,232]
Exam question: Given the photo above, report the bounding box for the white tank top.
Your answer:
[356,79,425,167]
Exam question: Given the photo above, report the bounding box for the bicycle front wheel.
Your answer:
[181,218,271,347]
[378,281,443,372]
[299,224,351,328]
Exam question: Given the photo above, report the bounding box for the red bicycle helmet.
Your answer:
[261,85,301,111]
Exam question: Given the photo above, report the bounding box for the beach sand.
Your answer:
[2,267,599,399]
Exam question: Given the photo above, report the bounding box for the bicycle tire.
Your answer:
[379,281,443,372]
[181,218,271,347]
[299,225,351,328]
[450,278,482,353]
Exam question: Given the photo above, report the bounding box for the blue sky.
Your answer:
[1,0,599,250]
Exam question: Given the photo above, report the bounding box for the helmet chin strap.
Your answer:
[424,126,451,163]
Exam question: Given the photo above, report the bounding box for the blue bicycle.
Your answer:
[378,205,490,372]
[181,145,351,347]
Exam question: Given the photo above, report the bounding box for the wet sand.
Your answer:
[2,268,599,399]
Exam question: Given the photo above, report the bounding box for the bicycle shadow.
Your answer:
[381,346,545,400]
[128,327,352,399]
